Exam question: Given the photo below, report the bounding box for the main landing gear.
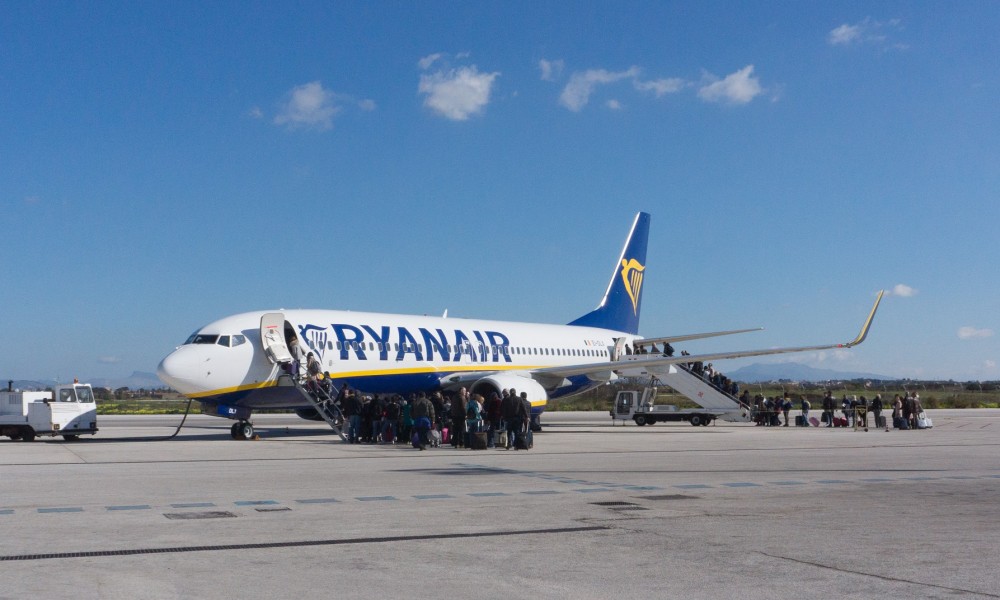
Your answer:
[230,420,255,440]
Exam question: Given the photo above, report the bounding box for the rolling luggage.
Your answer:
[429,429,442,447]
[497,430,507,448]
[470,431,488,450]
[514,429,532,450]
[441,427,449,444]
[411,431,422,448]
[876,415,886,429]
[795,415,806,427]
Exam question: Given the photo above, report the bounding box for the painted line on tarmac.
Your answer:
[0,525,611,563]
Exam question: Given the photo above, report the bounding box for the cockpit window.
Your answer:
[188,334,220,345]
[232,335,247,347]
[217,336,231,347]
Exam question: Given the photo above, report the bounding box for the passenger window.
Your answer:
[217,336,231,347]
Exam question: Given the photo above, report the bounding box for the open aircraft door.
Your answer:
[260,313,292,364]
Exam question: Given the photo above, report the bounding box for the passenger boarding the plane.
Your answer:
[305,352,322,393]
[286,333,306,379]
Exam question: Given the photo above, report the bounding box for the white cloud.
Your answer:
[890,283,917,297]
[357,99,377,111]
[828,17,906,49]
[274,81,339,130]
[697,65,763,105]
[958,327,994,340]
[418,53,443,70]
[539,59,564,81]
[247,106,263,119]
[98,356,122,364]
[559,67,640,112]
[828,23,862,45]
[606,99,623,110]
[418,65,500,121]
[633,77,686,97]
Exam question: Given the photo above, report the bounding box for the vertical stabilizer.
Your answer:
[568,212,650,335]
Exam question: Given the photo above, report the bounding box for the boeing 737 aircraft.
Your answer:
[158,212,883,439]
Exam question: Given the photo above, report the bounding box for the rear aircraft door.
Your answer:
[612,337,627,361]
[260,313,292,364]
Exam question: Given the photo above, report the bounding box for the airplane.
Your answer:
[157,212,884,439]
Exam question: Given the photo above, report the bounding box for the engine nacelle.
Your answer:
[469,373,548,413]
[294,407,325,421]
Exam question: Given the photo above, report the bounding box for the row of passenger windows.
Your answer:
[184,333,248,348]
[334,340,607,358]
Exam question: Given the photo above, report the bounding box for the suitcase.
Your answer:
[470,431,488,450]
[876,415,886,429]
[429,429,442,447]
[411,431,422,448]
[795,415,805,427]
[497,430,507,448]
[895,417,910,430]
[515,429,532,450]
[441,427,449,444]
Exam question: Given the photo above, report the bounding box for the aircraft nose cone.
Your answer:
[157,348,206,394]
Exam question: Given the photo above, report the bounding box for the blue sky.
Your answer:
[2,2,997,383]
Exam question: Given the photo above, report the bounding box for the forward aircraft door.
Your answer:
[260,313,292,364]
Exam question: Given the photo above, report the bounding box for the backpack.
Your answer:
[466,402,478,419]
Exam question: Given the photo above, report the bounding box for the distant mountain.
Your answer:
[86,371,165,390]
[728,362,896,383]
[2,371,166,391]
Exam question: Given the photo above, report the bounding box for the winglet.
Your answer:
[841,290,884,348]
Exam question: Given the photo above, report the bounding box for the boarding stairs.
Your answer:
[616,358,751,422]
[654,364,749,422]
[286,375,349,442]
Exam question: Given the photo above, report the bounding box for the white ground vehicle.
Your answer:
[611,386,748,427]
[0,383,98,441]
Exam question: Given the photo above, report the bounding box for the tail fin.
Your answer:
[568,212,650,335]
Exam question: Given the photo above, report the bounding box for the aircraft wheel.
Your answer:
[230,423,241,439]
[239,422,254,439]
[689,415,703,426]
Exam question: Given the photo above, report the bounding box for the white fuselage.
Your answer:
[157,308,636,412]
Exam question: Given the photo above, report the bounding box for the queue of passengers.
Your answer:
[333,385,534,450]
[748,390,929,430]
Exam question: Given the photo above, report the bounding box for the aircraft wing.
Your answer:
[532,290,884,381]
[637,327,763,347]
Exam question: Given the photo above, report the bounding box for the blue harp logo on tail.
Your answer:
[620,258,645,316]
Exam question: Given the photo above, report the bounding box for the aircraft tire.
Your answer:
[230,423,241,439]
[239,422,254,440]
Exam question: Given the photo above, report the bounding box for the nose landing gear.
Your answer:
[230,421,255,440]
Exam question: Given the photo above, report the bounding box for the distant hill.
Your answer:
[728,362,896,383]
[2,371,166,391]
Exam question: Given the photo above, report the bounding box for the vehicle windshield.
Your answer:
[75,386,94,402]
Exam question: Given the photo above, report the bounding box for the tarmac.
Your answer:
[2,409,998,599]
